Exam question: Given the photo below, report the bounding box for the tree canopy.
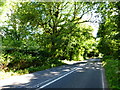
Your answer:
[97,2,120,59]
[0,1,120,88]
[0,1,100,72]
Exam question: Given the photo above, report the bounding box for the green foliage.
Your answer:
[27,60,66,73]
[97,2,120,89]
[103,56,120,89]
[0,0,6,15]
[97,2,120,59]
[0,1,98,75]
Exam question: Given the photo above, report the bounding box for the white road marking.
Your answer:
[36,67,77,90]
[27,68,75,88]
[28,71,72,88]
[27,72,65,88]
[101,68,105,90]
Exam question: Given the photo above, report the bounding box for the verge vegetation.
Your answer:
[102,56,120,89]
[0,1,99,79]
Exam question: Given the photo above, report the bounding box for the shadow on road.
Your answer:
[0,59,102,89]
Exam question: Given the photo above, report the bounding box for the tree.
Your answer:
[97,2,120,59]
[1,1,97,71]
[6,1,95,57]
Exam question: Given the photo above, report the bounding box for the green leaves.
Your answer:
[104,57,120,89]
[97,2,120,59]
[1,1,98,72]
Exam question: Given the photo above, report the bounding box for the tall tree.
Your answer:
[5,1,95,58]
[97,2,120,59]
[1,1,97,70]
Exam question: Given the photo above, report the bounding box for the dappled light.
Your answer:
[0,1,100,75]
[0,0,119,89]
[0,61,102,88]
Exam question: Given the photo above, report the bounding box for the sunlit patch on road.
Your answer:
[76,67,83,70]
[76,70,85,72]
[62,69,71,72]
[96,68,100,70]
[50,72,60,75]
[0,59,105,89]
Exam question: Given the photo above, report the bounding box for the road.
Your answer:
[0,59,107,89]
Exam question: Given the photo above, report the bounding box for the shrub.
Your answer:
[104,58,120,89]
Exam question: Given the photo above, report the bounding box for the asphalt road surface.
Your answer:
[0,59,107,89]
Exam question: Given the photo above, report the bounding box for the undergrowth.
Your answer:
[103,56,120,89]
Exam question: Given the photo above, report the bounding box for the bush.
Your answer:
[27,65,51,73]
[104,57,120,89]
[0,54,13,71]
[26,59,66,73]
[1,48,66,78]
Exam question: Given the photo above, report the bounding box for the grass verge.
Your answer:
[103,57,120,89]
[0,60,66,80]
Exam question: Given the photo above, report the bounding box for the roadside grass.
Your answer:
[103,57,120,89]
[0,71,19,80]
[26,60,66,73]
[0,60,66,80]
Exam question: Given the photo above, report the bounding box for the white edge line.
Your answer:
[101,68,105,90]
[36,67,77,90]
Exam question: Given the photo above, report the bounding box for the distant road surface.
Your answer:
[0,59,107,89]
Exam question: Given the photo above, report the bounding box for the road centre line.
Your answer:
[27,66,77,88]
[14,72,67,88]
[26,72,66,88]
[35,67,78,90]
